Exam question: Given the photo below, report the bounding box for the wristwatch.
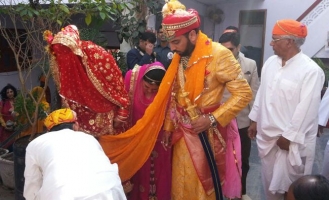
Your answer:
[208,114,217,127]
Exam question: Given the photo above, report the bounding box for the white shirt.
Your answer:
[24,129,126,200]
[249,51,324,158]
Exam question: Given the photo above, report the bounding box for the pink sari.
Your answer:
[124,63,172,200]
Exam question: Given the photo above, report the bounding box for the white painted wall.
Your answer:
[240,25,263,48]
[214,0,314,62]
[0,68,57,107]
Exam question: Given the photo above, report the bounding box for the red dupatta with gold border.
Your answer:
[47,25,129,136]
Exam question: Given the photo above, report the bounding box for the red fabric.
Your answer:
[0,100,15,148]
[48,25,129,136]
[51,43,128,112]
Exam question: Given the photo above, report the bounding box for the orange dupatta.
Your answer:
[99,57,178,181]
[99,31,211,181]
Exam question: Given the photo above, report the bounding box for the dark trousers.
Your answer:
[239,127,251,195]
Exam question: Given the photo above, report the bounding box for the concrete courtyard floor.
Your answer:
[1,130,328,200]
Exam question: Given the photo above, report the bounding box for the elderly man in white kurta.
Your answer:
[248,19,324,200]
[23,109,126,200]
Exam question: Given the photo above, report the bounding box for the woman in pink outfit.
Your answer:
[125,62,171,200]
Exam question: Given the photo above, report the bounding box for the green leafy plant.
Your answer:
[114,0,163,46]
[110,49,127,75]
[79,27,108,48]
[14,90,48,131]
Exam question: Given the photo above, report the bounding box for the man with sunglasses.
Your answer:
[248,19,324,200]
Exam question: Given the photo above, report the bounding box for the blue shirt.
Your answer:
[154,45,173,69]
[126,47,155,70]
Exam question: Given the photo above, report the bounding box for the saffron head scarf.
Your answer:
[272,19,307,38]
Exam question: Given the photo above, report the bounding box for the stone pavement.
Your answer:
[1,130,328,200]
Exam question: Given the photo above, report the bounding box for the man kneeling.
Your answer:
[23,108,126,200]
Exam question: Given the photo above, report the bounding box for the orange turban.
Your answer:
[162,0,200,40]
[272,19,307,38]
[44,108,77,130]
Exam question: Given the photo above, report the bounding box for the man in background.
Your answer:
[248,19,324,200]
[126,31,156,70]
[24,108,126,200]
[154,25,173,69]
[219,27,259,200]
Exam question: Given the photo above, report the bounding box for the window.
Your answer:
[0,29,31,73]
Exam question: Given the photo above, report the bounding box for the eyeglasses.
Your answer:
[271,38,288,43]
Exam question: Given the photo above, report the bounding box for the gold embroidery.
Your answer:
[95,114,104,127]
[81,53,123,107]
[52,35,83,57]
[163,16,198,39]
[106,76,112,81]
[89,119,95,125]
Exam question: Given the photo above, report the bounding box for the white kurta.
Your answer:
[249,51,324,195]
[24,129,126,200]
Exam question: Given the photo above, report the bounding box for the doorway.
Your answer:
[239,10,267,77]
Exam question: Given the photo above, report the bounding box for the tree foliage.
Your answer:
[115,0,163,46]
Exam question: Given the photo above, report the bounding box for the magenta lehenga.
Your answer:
[125,63,172,200]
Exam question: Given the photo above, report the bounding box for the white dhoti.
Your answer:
[260,141,315,200]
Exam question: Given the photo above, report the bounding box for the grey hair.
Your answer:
[280,35,306,48]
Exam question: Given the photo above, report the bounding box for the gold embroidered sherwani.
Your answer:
[164,32,252,199]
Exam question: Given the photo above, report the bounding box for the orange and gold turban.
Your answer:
[272,19,307,38]
[161,0,200,40]
[44,108,77,130]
